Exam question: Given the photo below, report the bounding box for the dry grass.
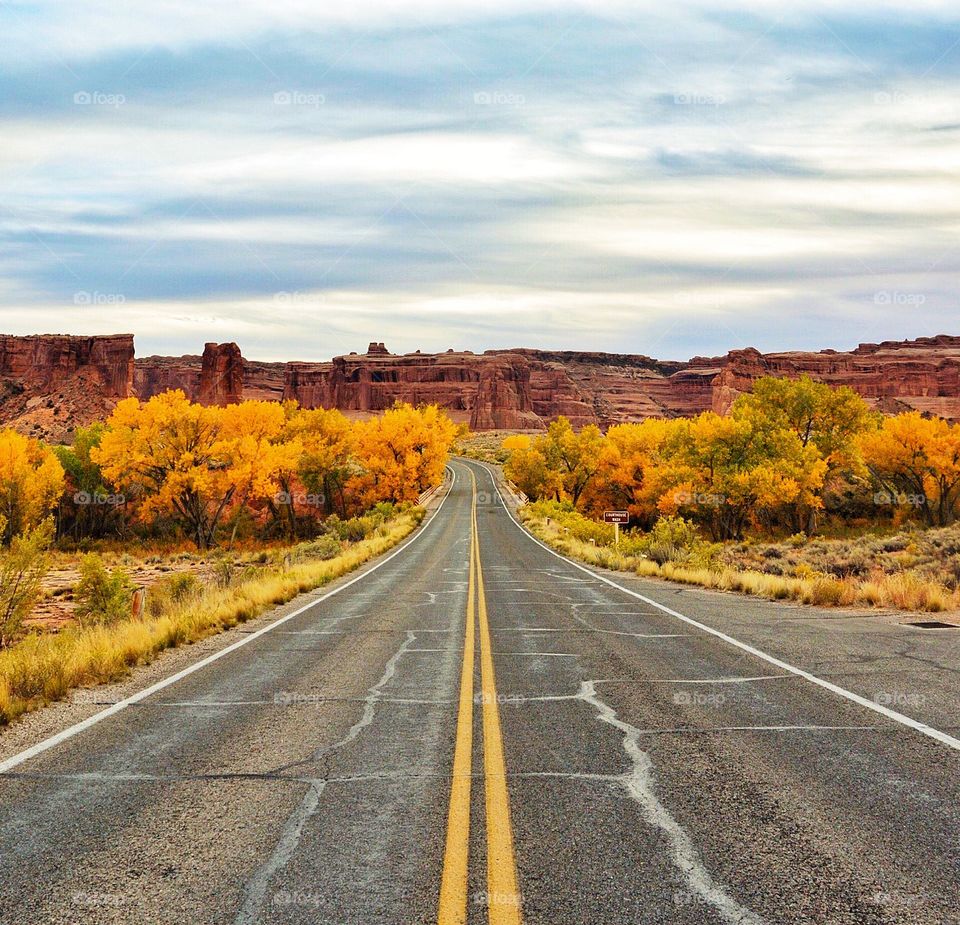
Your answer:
[0,509,424,726]
[522,508,959,615]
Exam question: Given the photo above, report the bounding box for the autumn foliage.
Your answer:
[505,376,960,539]
[80,393,456,548]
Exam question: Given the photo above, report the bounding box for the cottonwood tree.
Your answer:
[0,430,65,544]
[858,412,960,526]
[93,391,295,549]
[349,403,456,507]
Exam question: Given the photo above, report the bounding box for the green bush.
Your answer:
[638,516,716,566]
[73,554,135,626]
[212,557,235,589]
[291,535,342,562]
[167,572,202,601]
[0,520,54,647]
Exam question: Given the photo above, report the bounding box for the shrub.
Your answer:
[212,557,235,589]
[73,554,135,626]
[639,516,717,568]
[292,535,343,562]
[167,572,202,601]
[0,520,54,647]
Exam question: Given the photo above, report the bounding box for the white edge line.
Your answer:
[470,459,960,755]
[0,468,458,774]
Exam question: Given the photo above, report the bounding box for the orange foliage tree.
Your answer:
[349,403,456,507]
[0,429,65,543]
[858,412,960,526]
[93,392,295,548]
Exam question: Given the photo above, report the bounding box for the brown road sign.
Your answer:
[603,511,629,525]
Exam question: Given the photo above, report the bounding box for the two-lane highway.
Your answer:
[0,458,958,924]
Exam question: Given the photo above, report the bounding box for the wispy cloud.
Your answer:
[1,2,958,358]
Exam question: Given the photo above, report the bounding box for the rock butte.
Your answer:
[2,333,960,441]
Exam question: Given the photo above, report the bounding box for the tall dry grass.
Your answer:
[0,509,424,726]
[523,510,958,615]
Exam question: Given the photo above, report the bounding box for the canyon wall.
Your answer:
[0,334,134,440]
[2,333,960,441]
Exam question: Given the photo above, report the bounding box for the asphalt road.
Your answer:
[1,458,958,924]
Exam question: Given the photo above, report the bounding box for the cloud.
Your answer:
[0,3,958,358]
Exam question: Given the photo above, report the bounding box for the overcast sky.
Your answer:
[1,1,959,361]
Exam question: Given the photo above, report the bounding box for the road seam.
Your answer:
[437,489,477,925]
[473,473,524,925]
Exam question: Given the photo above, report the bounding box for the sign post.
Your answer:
[603,511,629,547]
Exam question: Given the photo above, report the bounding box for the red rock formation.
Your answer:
[0,334,133,395]
[5,332,960,442]
[134,354,203,401]
[284,351,480,421]
[242,360,286,403]
[0,334,134,441]
[471,357,541,430]
[197,342,243,406]
[711,337,960,418]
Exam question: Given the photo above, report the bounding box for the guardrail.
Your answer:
[417,482,443,506]
[502,476,528,505]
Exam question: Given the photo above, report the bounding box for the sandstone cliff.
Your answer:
[711,337,960,417]
[3,332,960,442]
[0,334,134,441]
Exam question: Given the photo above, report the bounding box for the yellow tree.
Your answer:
[732,376,873,530]
[93,391,293,549]
[220,401,299,542]
[732,376,873,462]
[858,412,960,526]
[350,403,456,507]
[587,419,678,523]
[269,404,355,534]
[293,406,355,516]
[654,413,826,540]
[501,435,531,453]
[503,441,552,501]
[0,429,65,543]
[504,417,603,508]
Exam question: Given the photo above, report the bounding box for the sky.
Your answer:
[1,0,959,362]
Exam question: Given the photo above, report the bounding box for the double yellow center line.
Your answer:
[438,470,522,925]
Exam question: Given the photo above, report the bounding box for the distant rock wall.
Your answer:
[3,332,960,442]
[0,334,134,440]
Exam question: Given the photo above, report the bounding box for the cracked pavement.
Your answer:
[0,459,958,924]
